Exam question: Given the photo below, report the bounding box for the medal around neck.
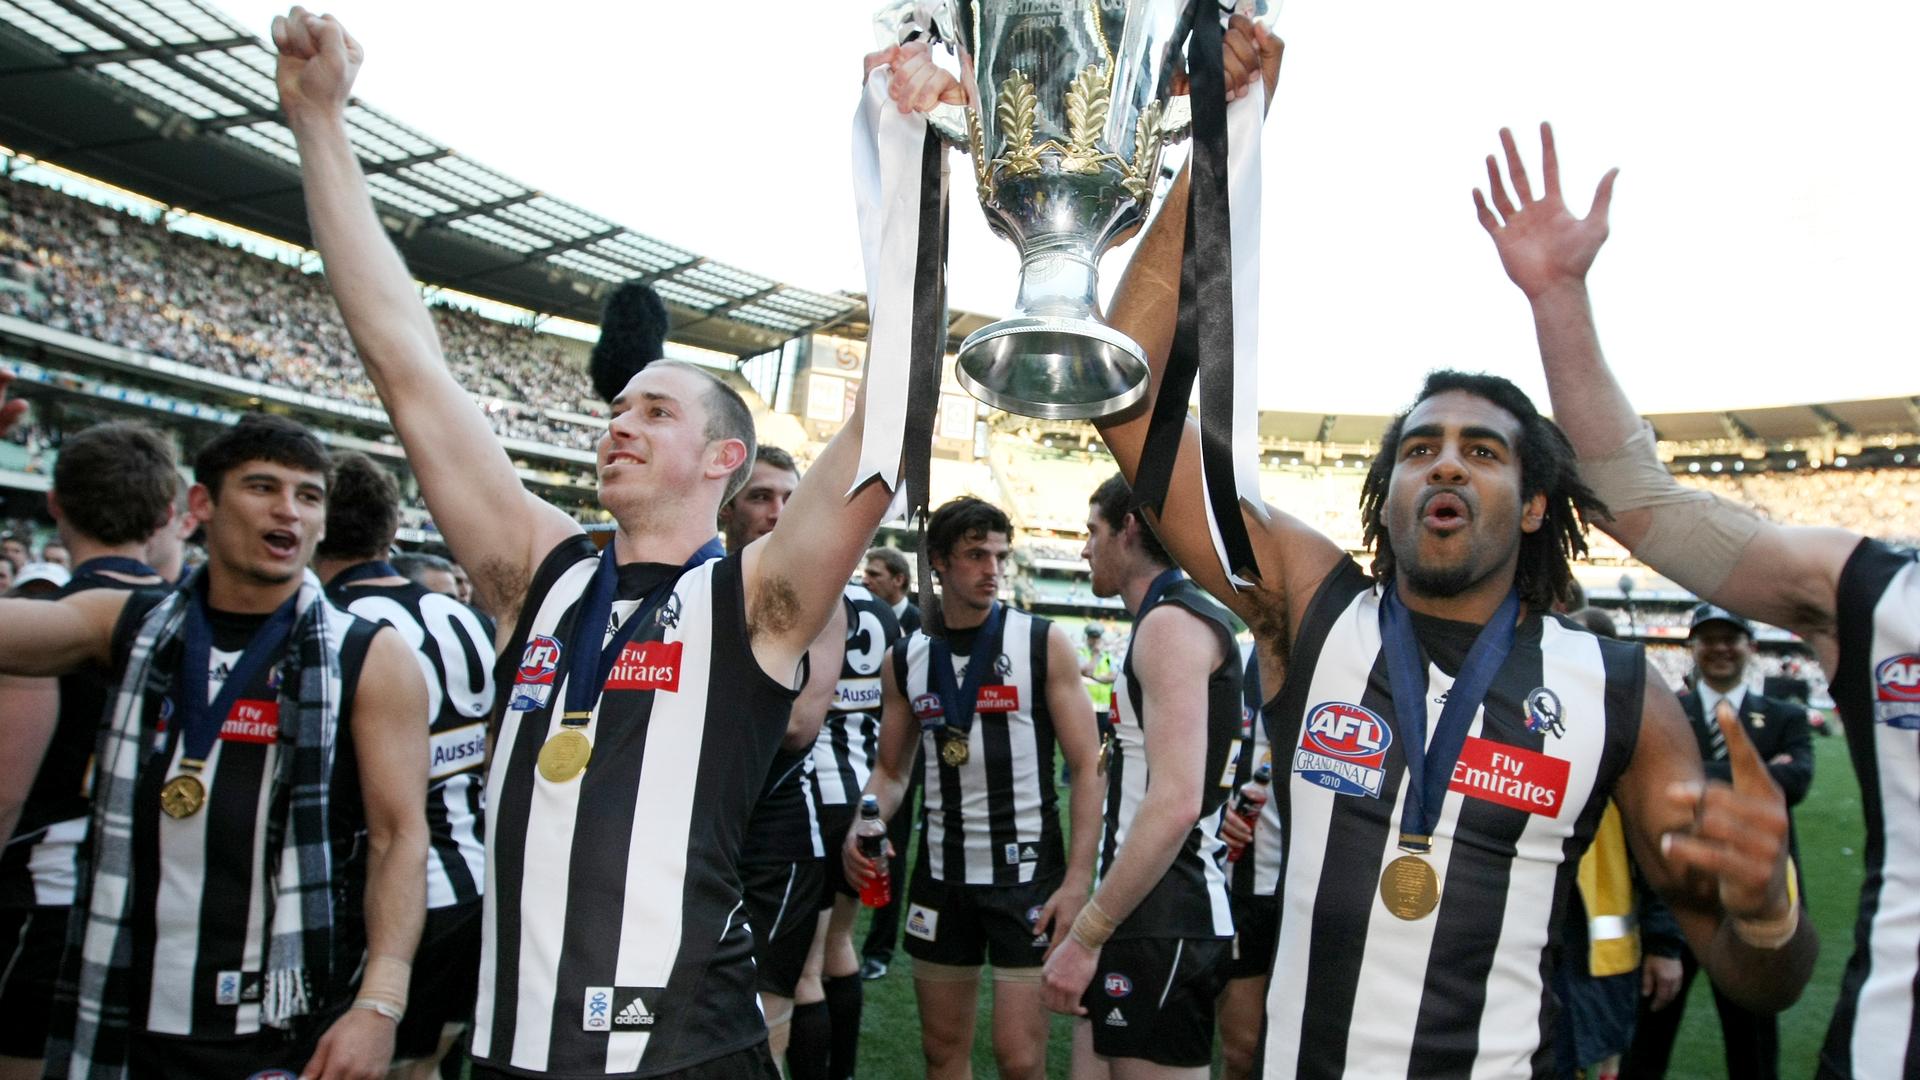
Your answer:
[1379,854,1440,920]
[539,728,593,783]
[940,732,971,767]
[159,772,207,819]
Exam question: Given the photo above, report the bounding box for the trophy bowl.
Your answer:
[944,0,1193,420]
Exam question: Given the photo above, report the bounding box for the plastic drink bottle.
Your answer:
[1226,761,1273,863]
[856,794,891,907]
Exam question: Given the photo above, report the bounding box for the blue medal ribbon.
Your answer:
[330,561,400,587]
[73,555,161,582]
[1138,566,1185,617]
[1376,583,1521,852]
[171,576,300,767]
[927,601,1006,748]
[559,537,725,728]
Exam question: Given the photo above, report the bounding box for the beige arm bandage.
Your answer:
[351,955,411,1023]
[1576,423,1764,598]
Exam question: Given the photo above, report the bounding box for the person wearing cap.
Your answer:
[1079,623,1116,729]
[1626,603,1813,1080]
[7,561,71,597]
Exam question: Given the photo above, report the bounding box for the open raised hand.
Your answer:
[1475,122,1619,300]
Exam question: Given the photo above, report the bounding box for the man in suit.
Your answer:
[1627,603,1814,1079]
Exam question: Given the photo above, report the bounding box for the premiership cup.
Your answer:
[932,0,1196,420]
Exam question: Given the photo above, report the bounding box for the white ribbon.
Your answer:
[1200,79,1270,589]
[849,68,932,496]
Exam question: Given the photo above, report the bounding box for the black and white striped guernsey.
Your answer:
[1218,644,1283,898]
[1820,538,1920,1079]
[111,590,376,1037]
[811,585,901,809]
[0,566,157,911]
[327,574,496,911]
[1100,576,1238,939]
[892,606,1062,886]
[472,536,793,1077]
[1259,560,1641,1079]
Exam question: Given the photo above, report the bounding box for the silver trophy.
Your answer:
[889,0,1197,420]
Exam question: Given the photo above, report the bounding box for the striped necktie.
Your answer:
[1702,698,1733,761]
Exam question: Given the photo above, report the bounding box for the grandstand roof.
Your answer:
[0,0,860,357]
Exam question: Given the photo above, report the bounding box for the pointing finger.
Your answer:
[1716,701,1779,794]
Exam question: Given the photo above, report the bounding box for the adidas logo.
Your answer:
[613,998,653,1027]
[1104,1007,1127,1028]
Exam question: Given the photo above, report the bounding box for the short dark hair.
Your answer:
[925,497,1014,563]
[52,421,178,545]
[316,452,401,561]
[1357,370,1607,613]
[866,546,911,584]
[648,360,757,504]
[392,551,455,584]
[1089,472,1170,567]
[193,413,332,501]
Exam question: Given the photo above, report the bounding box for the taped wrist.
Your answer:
[353,954,410,1022]
[1068,897,1119,951]
[1733,860,1801,951]
[1576,422,1763,597]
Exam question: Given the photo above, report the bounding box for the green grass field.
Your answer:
[845,730,1867,1077]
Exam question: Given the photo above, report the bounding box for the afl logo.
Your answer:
[518,635,562,685]
[1104,973,1132,998]
[1876,654,1920,702]
[1524,687,1565,738]
[1304,702,1391,759]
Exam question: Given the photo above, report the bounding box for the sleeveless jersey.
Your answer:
[1100,576,1239,939]
[327,574,497,910]
[112,590,376,1037]
[892,606,1063,886]
[471,537,792,1078]
[1217,643,1284,898]
[1258,560,1642,1079]
[741,746,823,864]
[1821,538,1920,1079]
[811,585,902,809]
[0,563,161,909]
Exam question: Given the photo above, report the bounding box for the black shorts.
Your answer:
[393,899,482,1060]
[469,1039,780,1080]
[1221,892,1278,982]
[126,1006,341,1079]
[900,864,1059,970]
[742,859,824,997]
[1080,936,1230,1067]
[817,803,858,904]
[0,905,67,1058]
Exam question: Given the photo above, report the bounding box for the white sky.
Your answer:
[216,1,1920,415]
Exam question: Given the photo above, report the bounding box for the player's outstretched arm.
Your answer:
[0,675,59,847]
[306,627,429,1080]
[0,589,128,678]
[1478,122,1857,646]
[1039,606,1221,1014]
[276,8,577,630]
[1614,677,1815,1014]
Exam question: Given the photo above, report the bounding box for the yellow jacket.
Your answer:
[1576,801,1640,977]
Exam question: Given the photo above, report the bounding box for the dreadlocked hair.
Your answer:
[1357,370,1609,613]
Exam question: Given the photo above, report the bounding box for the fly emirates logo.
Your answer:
[605,640,684,693]
[1448,737,1569,816]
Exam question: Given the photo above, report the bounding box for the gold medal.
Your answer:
[1379,854,1441,920]
[940,733,970,767]
[159,773,207,819]
[538,728,593,783]
[1096,732,1114,776]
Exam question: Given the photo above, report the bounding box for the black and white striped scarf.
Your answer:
[46,570,344,1080]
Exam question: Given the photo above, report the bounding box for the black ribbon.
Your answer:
[927,601,1005,745]
[72,555,160,582]
[1138,566,1186,617]
[329,561,399,588]
[904,124,949,633]
[559,538,724,727]
[1377,584,1520,851]
[1131,1,1262,585]
[172,578,299,766]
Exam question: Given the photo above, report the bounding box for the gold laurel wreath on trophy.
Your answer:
[974,64,1173,207]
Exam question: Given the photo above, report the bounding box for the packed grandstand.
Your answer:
[0,3,1916,717]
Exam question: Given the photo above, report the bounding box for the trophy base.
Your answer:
[955,317,1149,421]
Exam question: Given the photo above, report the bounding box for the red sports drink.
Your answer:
[856,794,891,907]
[1226,761,1272,863]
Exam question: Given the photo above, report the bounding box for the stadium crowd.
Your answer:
[0,174,601,449]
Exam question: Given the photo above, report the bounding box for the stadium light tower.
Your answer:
[1617,572,1638,637]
